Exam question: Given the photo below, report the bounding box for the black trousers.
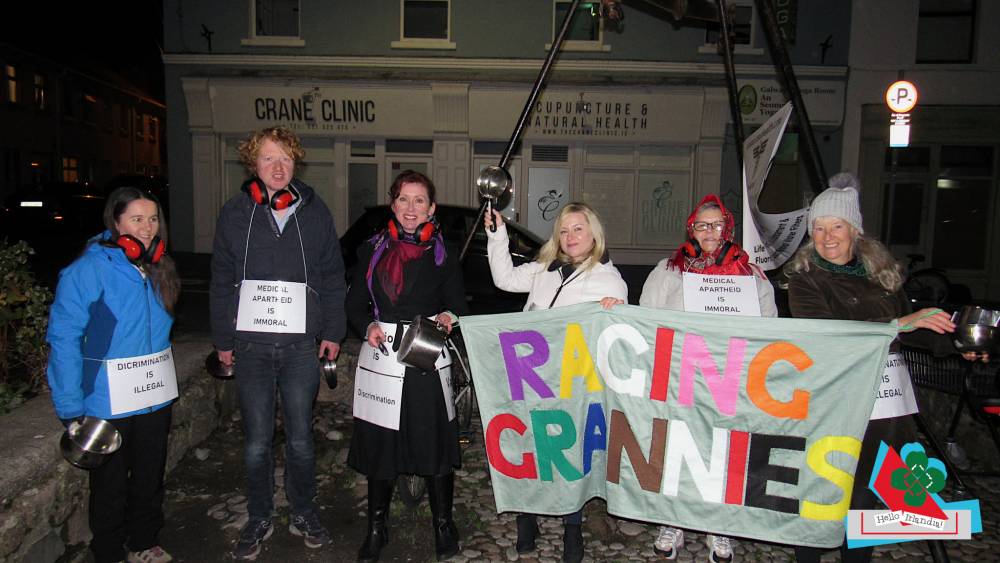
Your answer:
[88,404,173,563]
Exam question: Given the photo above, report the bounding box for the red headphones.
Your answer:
[680,239,739,266]
[242,177,301,211]
[116,234,165,265]
[387,216,437,243]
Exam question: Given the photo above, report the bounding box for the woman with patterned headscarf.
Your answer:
[639,194,777,563]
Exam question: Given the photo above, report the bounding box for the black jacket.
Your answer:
[210,180,347,349]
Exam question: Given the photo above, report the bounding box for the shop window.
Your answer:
[917,0,976,64]
[392,0,456,50]
[5,64,18,104]
[351,141,376,158]
[33,74,46,111]
[882,144,996,272]
[386,139,433,154]
[242,0,305,47]
[62,157,79,183]
[549,1,611,53]
[698,0,763,55]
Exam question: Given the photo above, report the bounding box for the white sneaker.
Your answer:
[653,526,684,559]
[706,534,734,563]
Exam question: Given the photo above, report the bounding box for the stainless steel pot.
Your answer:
[950,305,1000,353]
[60,416,123,470]
[397,316,448,372]
[205,351,235,380]
[319,358,337,389]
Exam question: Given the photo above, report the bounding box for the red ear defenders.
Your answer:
[241,177,300,211]
[387,216,437,243]
[117,234,165,265]
[680,239,739,266]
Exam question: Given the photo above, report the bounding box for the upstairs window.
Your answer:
[242,0,305,47]
[392,0,455,49]
[917,0,976,63]
[550,1,611,52]
[33,73,46,111]
[4,65,18,104]
[699,0,763,55]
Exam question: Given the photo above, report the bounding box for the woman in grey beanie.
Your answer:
[783,172,958,563]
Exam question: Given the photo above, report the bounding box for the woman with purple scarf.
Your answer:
[345,170,467,563]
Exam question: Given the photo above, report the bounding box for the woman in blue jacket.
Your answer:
[47,186,180,563]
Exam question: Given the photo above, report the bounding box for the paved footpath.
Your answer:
[157,377,1000,563]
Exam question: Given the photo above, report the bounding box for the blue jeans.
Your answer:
[235,339,320,519]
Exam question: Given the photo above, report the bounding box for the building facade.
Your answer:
[0,43,166,199]
[163,0,851,264]
[843,0,1000,300]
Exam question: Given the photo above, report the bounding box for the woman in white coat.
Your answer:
[484,201,627,563]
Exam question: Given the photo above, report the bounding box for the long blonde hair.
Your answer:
[784,233,903,293]
[537,202,607,272]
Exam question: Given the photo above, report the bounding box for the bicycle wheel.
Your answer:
[396,474,426,508]
[450,348,475,434]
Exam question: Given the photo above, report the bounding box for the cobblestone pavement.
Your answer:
[158,388,999,563]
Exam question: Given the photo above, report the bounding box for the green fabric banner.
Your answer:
[460,303,897,548]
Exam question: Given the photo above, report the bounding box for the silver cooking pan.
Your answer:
[397,315,454,372]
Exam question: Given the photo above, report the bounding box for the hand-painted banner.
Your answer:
[460,303,897,548]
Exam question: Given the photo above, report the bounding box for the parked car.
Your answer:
[1,182,107,284]
[340,204,542,327]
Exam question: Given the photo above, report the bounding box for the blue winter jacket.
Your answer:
[46,232,175,420]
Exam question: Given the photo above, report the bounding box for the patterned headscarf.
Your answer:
[668,194,756,276]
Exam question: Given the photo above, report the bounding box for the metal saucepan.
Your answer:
[476,166,513,232]
[950,305,1000,353]
[397,316,449,372]
[319,358,337,390]
[60,416,123,469]
[205,351,235,380]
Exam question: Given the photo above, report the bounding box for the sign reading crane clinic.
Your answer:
[210,82,434,136]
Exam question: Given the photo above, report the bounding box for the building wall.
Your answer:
[0,44,166,199]
[843,0,1000,300]
[163,1,852,258]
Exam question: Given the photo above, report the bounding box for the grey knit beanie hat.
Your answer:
[807,172,864,235]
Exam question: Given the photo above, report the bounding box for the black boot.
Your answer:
[426,474,460,561]
[562,523,584,563]
[357,478,393,563]
[515,514,538,554]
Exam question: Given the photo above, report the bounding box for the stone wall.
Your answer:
[0,336,235,563]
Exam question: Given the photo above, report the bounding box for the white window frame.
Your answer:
[547,1,611,53]
[391,0,456,50]
[697,0,763,56]
[242,0,305,47]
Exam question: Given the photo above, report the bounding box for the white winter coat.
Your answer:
[639,257,778,317]
[487,224,628,311]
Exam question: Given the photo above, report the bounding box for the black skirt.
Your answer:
[348,365,461,479]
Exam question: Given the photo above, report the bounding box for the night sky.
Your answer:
[2,0,165,99]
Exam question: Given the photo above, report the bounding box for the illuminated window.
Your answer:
[62,157,79,182]
[33,74,46,110]
[392,0,455,49]
[4,65,18,103]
